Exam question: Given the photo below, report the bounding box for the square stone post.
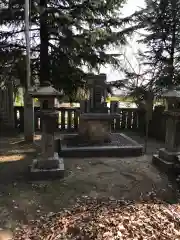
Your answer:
[80,100,86,113]
[164,112,180,152]
[110,101,119,113]
[40,98,55,154]
[80,100,91,113]
[152,111,180,172]
[7,80,15,128]
[24,92,34,142]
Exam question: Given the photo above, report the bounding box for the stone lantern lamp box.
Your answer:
[28,82,64,180]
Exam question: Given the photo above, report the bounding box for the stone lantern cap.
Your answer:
[86,73,107,86]
[162,88,180,114]
[29,81,63,98]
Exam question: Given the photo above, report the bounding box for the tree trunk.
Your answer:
[40,0,49,84]
[169,0,177,85]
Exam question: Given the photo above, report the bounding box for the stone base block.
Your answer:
[59,133,143,158]
[158,148,179,162]
[29,153,64,180]
[79,118,110,141]
[152,154,174,173]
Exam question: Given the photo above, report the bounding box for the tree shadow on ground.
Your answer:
[0,135,178,231]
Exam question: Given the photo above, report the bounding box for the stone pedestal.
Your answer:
[30,111,64,180]
[79,113,118,144]
[152,111,180,173]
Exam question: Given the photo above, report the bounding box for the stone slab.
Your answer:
[158,148,179,162]
[29,154,64,180]
[33,159,61,170]
[152,154,174,173]
[58,133,143,158]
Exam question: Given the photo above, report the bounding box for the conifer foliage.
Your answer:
[0,0,135,95]
[137,0,180,89]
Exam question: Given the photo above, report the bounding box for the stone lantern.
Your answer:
[152,89,180,172]
[29,81,64,179]
[163,89,180,111]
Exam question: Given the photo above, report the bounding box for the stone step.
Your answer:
[152,154,174,173]
[158,148,179,162]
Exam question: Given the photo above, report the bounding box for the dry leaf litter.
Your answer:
[13,198,180,240]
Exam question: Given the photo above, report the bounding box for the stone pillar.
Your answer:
[4,88,7,113]
[110,101,118,113]
[80,99,91,113]
[86,74,107,112]
[86,100,91,113]
[80,100,86,113]
[40,98,54,152]
[89,87,94,110]
[24,92,34,142]
[152,111,180,172]
[41,112,57,158]
[7,80,15,127]
[164,112,180,152]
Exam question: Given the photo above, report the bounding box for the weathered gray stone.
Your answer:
[59,133,143,158]
[79,118,111,144]
[34,159,61,170]
[58,74,143,158]
[87,74,107,113]
[152,89,180,174]
[29,82,64,180]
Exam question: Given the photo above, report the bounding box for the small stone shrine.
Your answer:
[78,73,119,144]
[59,73,143,158]
[152,89,180,173]
[29,81,64,179]
[87,73,108,113]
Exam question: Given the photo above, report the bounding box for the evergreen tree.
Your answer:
[0,0,137,96]
[111,0,180,103]
[137,0,180,89]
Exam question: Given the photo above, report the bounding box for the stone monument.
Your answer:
[87,73,108,113]
[58,74,143,158]
[78,74,119,145]
[152,89,180,173]
[29,81,64,179]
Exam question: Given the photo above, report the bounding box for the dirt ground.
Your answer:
[0,132,179,230]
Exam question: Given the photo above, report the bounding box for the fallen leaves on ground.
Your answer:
[14,198,180,240]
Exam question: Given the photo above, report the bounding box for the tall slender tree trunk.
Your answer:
[169,0,177,86]
[24,0,34,142]
[40,0,49,84]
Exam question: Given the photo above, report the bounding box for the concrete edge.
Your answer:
[28,157,65,180]
[117,133,143,147]
[152,154,174,173]
[60,133,143,151]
